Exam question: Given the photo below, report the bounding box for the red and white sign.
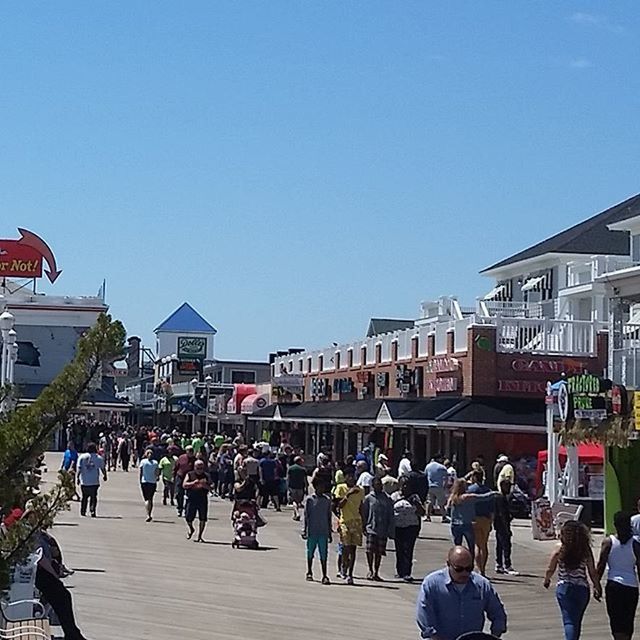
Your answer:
[425,377,458,392]
[498,379,547,394]
[425,357,460,374]
[510,358,588,374]
[0,228,61,283]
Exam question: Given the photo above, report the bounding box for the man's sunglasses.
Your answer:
[449,563,473,573]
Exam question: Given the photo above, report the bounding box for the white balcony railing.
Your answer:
[495,318,597,356]
[117,384,155,404]
[477,300,544,319]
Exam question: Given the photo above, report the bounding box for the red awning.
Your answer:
[537,443,604,465]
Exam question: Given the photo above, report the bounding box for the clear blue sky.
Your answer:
[1,2,638,360]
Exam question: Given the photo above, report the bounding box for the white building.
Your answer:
[0,281,129,416]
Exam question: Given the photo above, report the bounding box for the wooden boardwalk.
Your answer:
[43,455,610,639]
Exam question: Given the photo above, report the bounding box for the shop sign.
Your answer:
[177,358,202,375]
[575,408,607,420]
[395,364,413,389]
[177,336,207,360]
[0,228,62,283]
[310,378,328,398]
[273,373,304,391]
[511,358,588,374]
[567,373,607,394]
[557,382,569,421]
[498,380,547,394]
[355,371,371,383]
[425,356,460,374]
[376,372,388,388]
[333,378,354,394]
[425,377,458,392]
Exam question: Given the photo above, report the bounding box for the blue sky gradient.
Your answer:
[0,3,638,359]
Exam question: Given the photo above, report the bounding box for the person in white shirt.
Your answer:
[356,460,374,495]
[631,499,640,542]
[398,451,412,478]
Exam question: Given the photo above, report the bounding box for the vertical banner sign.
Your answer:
[634,392,640,431]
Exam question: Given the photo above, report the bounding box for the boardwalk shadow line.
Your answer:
[72,568,106,573]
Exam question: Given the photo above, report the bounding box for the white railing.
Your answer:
[495,318,597,355]
[477,300,544,319]
[117,384,155,404]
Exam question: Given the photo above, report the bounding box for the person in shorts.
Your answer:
[362,476,395,581]
[183,460,211,542]
[287,456,309,521]
[467,470,494,576]
[259,451,282,511]
[302,476,332,584]
[139,448,160,522]
[425,453,449,523]
[333,468,364,585]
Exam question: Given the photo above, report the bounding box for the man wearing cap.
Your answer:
[416,546,507,640]
[375,453,391,478]
[493,455,514,490]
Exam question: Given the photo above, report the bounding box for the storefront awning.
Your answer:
[521,276,544,292]
[240,393,269,415]
[483,284,506,300]
[249,397,544,433]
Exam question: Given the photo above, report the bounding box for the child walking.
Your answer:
[302,477,332,585]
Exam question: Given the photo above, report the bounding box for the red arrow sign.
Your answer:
[17,228,62,283]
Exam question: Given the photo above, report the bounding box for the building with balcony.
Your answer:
[254,196,640,479]
[480,193,640,326]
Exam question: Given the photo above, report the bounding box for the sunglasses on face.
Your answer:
[449,563,473,573]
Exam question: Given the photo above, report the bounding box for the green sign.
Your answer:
[177,336,207,360]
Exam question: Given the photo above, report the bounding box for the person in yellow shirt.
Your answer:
[333,468,364,585]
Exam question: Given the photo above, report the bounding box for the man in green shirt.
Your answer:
[287,456,309,521]
[191,432,204,454]
[213,433,225,449]
[158,453,177,505]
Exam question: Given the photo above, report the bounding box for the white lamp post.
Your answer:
[6,329,17,386]
[190,377,199,434]
[203,375,213,435]
[0,310,15,390]
[0,311,15,412]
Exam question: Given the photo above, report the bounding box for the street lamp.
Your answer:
[0,311,15,391]
[203,375,213,435]
[190,377,199,434]
[6,330,16,387]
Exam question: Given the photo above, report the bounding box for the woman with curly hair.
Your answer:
[596,511,640,640]
[544,520,602,639]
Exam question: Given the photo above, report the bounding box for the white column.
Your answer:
[545,402,559,503]
[565,444,580,498]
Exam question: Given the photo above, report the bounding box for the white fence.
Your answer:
[495,318,597,355]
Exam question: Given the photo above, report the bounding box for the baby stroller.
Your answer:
[231,500,262,549]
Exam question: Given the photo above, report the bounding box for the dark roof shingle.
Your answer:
[482,194,640,273]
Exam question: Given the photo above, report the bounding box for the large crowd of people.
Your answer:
[5,426,640,640]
